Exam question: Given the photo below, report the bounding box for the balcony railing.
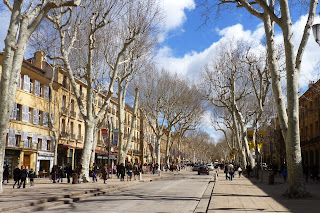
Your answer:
[77,135,83,141]
[70,134,76,140]
[61,107,67,115]
[70,111,76,118]
[60,132,68,138]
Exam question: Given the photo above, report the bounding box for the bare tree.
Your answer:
[0,0,81,193]
[201,0,318,197]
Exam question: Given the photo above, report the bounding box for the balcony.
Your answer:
[77,135,83,141]
[60,132,68,138]
[61,107,67,115]
[133,150,142,155]
[70,110,76,118]
[70,134,76,140]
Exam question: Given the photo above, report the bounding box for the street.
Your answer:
[40,171,212,213]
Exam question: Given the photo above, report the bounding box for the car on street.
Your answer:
[207,163,214,171]
[192,164,204,171]
[198,166,209,175]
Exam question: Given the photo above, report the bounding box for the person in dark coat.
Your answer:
[18,166,27,188]
[28,168,35,186]
[118,163,125,181]
[65,163,73,183]
[13,166,20,188]
[57,166,64,183]
[51,165,57,183]
[3,164,9,183]
[101,164,108,184]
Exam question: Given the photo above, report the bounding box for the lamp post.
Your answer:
[312,24,320,45]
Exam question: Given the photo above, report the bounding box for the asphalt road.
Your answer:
[40,170,213,213]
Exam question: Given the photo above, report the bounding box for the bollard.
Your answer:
[139,172,143,181]
[214,173,216,182]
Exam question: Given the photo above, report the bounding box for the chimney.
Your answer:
[34,51,46,69]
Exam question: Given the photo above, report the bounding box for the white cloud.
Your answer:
[157,0,195,42]
[155,15,320,141]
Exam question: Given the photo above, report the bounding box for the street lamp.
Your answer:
[312,24,320,45]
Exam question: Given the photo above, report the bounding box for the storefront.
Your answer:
[37,151,54,176]
[4,149,21,178]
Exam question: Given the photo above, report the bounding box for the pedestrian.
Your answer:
[12,166,21,188]
[29,168,35,186]
[2,164,9,184]
[116,164,120,179]
[127,163,133,181]
[282,167,287,183]
[57,166,64,183]
[118,163,125,181]
[229,163,234,181]
[238,166,243,178]
[65,163,72,183]
[224,164,229,180]
[18,165,27,188]
[101,164,108,184]
[51,165,57,183]
[113,164,117,175]
[246,163,252,178]
[91,163,98,182]
[133,163,139,180]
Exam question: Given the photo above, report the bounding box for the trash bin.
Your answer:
[72,173,78,184]
[269,173,274,184]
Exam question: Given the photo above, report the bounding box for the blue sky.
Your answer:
[1,1,320,141]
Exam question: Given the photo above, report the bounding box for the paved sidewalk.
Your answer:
[0,170,184,212]
[208,171,320,213]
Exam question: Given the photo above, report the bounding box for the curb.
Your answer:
[194,174,217,213]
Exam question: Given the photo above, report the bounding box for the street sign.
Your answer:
[101,128,108,136]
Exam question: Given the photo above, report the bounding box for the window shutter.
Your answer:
[44,85,49,99]
[33,109,39,125]
[21,105,29,122]
[43,112,48,127]
[34,80,40,96]
[32,133,38,149]
[23,75,30,92]
[8,129,16,147]
[42,136,47,150]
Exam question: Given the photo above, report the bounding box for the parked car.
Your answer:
[207,164,214,171]
[192,164,203,171]
[198,166,209,175]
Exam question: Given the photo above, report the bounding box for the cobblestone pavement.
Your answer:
[40,171,212,213]
[0,170,190,212]
[207,170,320,213]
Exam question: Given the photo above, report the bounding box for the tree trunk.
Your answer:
[156,137,161,170]
[80,121,94,182]
[90,128,98,166]
[165,131,172,164]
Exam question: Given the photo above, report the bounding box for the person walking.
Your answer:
[18,166,27,188]
[65,163,72,183]
[282,167,287,183]
[224,165,229,180]
[91,163,98,183]
[229,163,234,181]
[127,163,133,181]
[12,166,21,188]
[2,164,9,184]
[246,163,252,178]
[101,164,108,184]
[51,165,57,183]
[57,166,64,183]
[237,166,243,178]
[118,163,125,181]
[28,168,35,186]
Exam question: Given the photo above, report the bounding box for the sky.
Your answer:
[1,1,320,141]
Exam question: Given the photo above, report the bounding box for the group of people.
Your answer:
[224,163,243,181]
[50,163,73,183]
[11,165,35,188]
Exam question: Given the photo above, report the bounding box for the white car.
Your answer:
[207,164,214,171]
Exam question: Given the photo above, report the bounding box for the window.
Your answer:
[38,138,42,150]
[28,107,33,123]
[47,140,51,151]
[30,79,33,93]
[61,119,66,133]
[62,75,68,88]
[27,137,32,149]
[15,135,20,147]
